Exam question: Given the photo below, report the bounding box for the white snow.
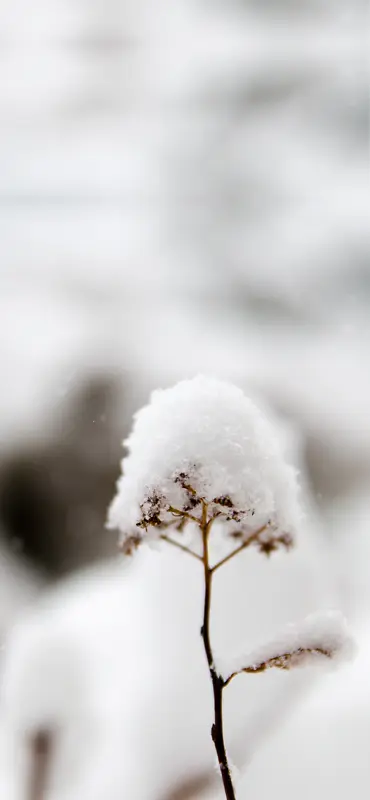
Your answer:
[235,623,370,800]
[108,376,301,551]
[1,615,89,735]
[0,540,337,800]
[217,611,355,681]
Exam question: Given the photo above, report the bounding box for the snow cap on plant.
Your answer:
[108,375,301,553]
[216,610,356,684]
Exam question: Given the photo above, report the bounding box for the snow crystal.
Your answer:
[108,376,301,550]
[217,611,355,681]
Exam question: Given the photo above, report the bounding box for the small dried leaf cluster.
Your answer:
[223,646,334,686]
[119,470,294,564]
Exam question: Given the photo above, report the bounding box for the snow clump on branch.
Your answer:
[108,376,301,554]
[217,611,356,683]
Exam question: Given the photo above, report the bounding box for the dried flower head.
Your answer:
[107,376,301,553]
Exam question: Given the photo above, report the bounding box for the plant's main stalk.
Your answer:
[200,503,236,800]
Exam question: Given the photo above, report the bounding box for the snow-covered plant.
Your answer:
[108,376,353,800]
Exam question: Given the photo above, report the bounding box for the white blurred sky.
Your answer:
[0,0,368,441]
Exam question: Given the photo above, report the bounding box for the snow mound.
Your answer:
[108,376,301,550]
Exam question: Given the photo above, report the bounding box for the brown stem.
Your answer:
[162,769,214,800]
[200,503,236,800]
[28,730,53,800]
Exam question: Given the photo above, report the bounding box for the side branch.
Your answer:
[223,646,334,687]
[211,525,267,572]
[160,535,202,562]
[168,506,200,524]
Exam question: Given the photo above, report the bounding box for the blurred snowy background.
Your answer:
[0,0,368,797]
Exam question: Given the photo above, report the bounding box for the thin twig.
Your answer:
[211,525,267,573]
[168,506,200,524]
[160,535,202,561]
